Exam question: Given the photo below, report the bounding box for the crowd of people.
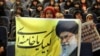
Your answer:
[0,0,100,40]
[0,0,99,56]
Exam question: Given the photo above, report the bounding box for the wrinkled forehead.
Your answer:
[59,31,74,37]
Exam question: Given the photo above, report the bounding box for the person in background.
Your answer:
[56,21,78,56]
[80,0,91,13]
[5,0,13,10]
[40,11,45,18]
[87,2,100,17]
[0,0,6,16]
[43,6,56,18]
[54,2,61,13]
[73,10,84,23]
[87,2,98,13]
[28,0,40,16]
[57,0,65,6]
[44,0,55,8]
[14,7,24,17]
[10,0,15,3]
[95,0,100,4]
[48,0,55,7]
[55,12,64,18]
[29,0,40,10]
[64,0,73,14]
[0,40,5,56]
[32,4,43,17]
[69,1,83,14]
[86,13,94,22]
[43,0,49,5]
[86,13,97,30]
[12,0,22,10]
[20,0,31,9]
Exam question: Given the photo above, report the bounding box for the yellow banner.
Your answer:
[16,17,61,56]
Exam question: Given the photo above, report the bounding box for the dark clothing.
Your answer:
[0,26,7,56]
[70,47,77,56]
[88,7,100,17]
[0,18,4,26]
[31,9,40,17]
[0,40,6,56]
[64,1,73,10]
[0,6,6,16]
[93,9,100,17]
[69,7,83,14]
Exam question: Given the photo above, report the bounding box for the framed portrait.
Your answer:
[15,17,81,56]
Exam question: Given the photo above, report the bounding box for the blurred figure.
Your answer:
[28,0,40,16]
[20,0,31,9]
[5,0,13,10]
[55,12,64,18]
[13,0,22,9]
[29,0,40,10]
[63,0,73,14]
[86,13,97,31]
[43,0,50,7]
[32,4,43,17]
[57,0,65,6]
[54,3,61,13]
[0,18,4,26]
[96,4,100,17]
[48,0,55,7]
[87,2,98,13]
[10,0,15,3]
[69,1,83,14]
[0,40,5,56]
[88,2,100,17]
[14,7,24,17]
[80,0,88,13]
[95,0,100,4]
[86,13,94,22]
[40,11,45,18]
[43,6,56,18]
[0,0,6,16]
[73,10,84,23]
[43,0,49,5]
[44,0,55,8]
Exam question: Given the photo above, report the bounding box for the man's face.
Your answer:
[60,32,77,56]
[59,31,73,46]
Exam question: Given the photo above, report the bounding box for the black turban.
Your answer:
[56,21,78,37]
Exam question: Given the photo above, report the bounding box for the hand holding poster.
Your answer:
[16,17,81,56]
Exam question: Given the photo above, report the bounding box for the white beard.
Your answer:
[61,35,78,56]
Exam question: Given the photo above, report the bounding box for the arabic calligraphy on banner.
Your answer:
[16,17,61,56]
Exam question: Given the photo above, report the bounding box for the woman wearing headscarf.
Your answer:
[43,6,56,18]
